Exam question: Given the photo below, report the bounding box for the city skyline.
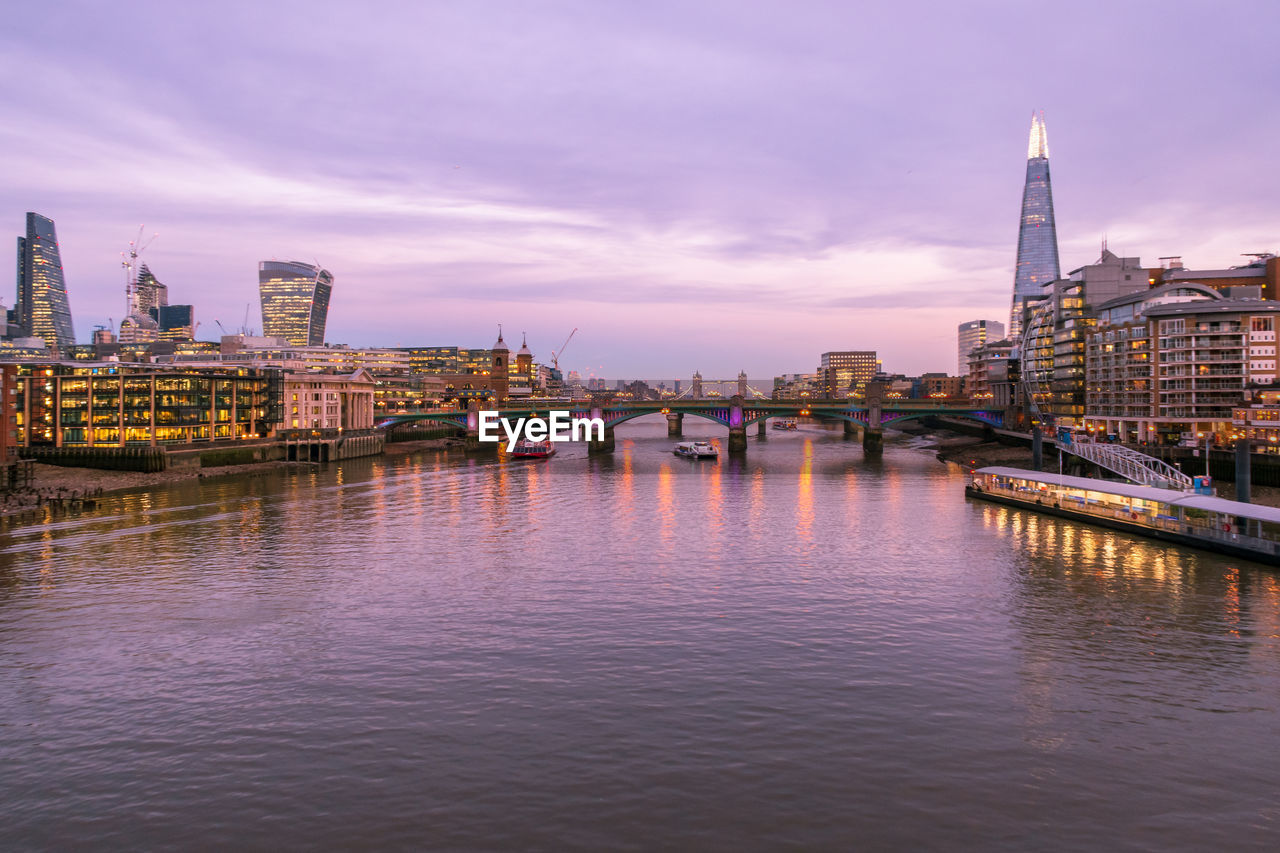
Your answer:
[2,2,1278,376]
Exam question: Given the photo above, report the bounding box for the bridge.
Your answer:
[377,387,1004,455]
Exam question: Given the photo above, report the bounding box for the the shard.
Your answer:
[1008,111,1061,340]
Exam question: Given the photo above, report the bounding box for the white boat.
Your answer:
[674,441,717,459]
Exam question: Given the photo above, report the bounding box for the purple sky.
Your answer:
[3,1,1277,378]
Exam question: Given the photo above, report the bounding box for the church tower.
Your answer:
[490,326,510,402]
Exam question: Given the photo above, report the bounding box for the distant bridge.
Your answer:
[377,394,1003,455]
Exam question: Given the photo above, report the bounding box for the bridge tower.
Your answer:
[692,371,703,399]
[737,371,747,398]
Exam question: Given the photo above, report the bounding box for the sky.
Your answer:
[2,0,1278,378]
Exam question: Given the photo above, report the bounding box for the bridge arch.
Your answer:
[601,408,736,429]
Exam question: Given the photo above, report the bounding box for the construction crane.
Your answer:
[119,225,158,289]
[214,319,229,336]
[551,328,578,371]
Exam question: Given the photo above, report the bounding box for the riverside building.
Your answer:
[1082,283,1280,444]
[282,368,376,431]
[11,363,281,448]
[1021,249,1155,427]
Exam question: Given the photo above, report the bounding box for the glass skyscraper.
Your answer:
[1009,111,1061,340]
[15,212,76,352]
[258,260,334,346]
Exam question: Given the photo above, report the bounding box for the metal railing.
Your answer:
[1062,441,1194,489]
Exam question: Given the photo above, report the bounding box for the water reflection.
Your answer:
[2,424,1280,850]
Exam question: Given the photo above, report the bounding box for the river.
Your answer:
[2,417,1279,850]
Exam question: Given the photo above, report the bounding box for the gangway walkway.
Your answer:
[1063,440,1194,490]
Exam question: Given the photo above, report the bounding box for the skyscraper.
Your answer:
[957,319,1005,375]
[1009,111,1061,340]
[134,264,169,318]
[259,260,333,346]
[15,212,76,351]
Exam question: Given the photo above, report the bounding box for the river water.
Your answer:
[2,417,1279,850]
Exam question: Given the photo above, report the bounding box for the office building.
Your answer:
[957,319,1004,375]
[819,351,878,398]
[11,363,280,447]
[15,212,76,352]
[1009,112,1061,340]
[158,305,196,341]
[259,260,333,346]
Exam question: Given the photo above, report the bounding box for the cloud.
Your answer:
[1,1,1278,376]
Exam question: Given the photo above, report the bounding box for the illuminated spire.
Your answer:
[1009,109,1061,340]
[1027,110,1049,160]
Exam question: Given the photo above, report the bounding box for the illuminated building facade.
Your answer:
[157,305,196,341]
[15,212,76,353]
[12,363,280,447]
[819,351,879,398]
[966,339,1015,408]
[1084,284,1280,444]
[957,319,1004,375]
[282,369,375,431]
[259,260,333,346]
[1021,250,1155,427]
[1009,112,1061,340]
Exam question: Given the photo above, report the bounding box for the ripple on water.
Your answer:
[2,424,1280,850]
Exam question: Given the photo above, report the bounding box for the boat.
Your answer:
[966,466,1280,567]
[673,441,718,459]
[510,439,556,458]
[772,419,799,431]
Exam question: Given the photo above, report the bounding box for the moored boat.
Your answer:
[966,465,1280,566]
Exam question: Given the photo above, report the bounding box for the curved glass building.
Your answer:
[16,212,76,352]
[259,260,333,346]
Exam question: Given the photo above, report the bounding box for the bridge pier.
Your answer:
[728,426,747,453]
[863,428,883,456]
[1031,426,1043,469]
[465,434,497,455]
[667,413,683,438]
[464,402,497,455]
[843,420,858,439]
[757,420,767,437]
[588,428,615,455]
